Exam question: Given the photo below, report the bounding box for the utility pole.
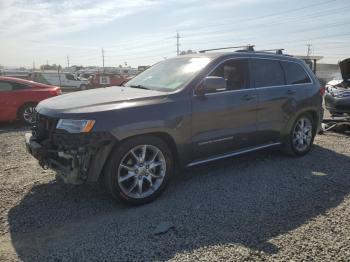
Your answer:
[102,48,105,72]
[66,56,70,69]
[306,43,312,57]
[32,61,35,70]
[176,31,181,56]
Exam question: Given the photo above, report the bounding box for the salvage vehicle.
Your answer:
[0,77,61,124]
[325,58,350,116]
[88,73,132,88]
[25,48,323,205]
[30,71,89,91]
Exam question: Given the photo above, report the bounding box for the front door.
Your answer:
[191,58,258,161]
[0,81,18,121]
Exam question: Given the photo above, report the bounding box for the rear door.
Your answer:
[191,58,258,160]
[252,58,306,144]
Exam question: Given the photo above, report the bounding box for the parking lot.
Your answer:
[0,123,349,261]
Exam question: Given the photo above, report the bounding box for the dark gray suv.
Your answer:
[25,51,323,205]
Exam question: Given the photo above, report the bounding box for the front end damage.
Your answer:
[25,114,116,184]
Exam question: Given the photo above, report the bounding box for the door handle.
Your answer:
[287,90,296,95]
[242,94,254,101]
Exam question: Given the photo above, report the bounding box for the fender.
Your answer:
[281,106,320,140]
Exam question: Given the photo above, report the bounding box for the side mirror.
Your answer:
[195,76,227,95]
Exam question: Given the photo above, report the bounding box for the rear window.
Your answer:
[281,61,312,85]
[252,59,285,88]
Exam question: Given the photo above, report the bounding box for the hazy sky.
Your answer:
[0,0,349,68]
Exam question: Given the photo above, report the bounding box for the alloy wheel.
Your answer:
[292,117,313,152]
[117,145,166,199]
[23,106,36,124]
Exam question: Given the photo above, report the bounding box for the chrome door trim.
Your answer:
[186,142,281,167]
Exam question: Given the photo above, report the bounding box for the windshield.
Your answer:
[125,57,211,91]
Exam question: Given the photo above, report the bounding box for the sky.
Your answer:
[0,0,349,68]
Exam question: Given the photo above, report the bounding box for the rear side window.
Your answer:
[12,82,30,90]
[281,61,312,84]
[65,74,75,81]
[252,59,285,88]
[0,81,13,91]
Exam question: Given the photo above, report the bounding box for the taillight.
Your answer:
[319,86,325,96]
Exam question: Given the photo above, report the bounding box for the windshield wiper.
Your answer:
[129,84,151,90]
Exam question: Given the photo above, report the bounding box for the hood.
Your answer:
[339,58,350,81]
[36,86,166,115]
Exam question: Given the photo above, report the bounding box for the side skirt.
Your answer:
[186,142,281,167]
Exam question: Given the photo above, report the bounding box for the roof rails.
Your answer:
[199,45,255,53]
[255,48,285,55]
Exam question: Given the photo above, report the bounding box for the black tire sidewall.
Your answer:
[289,114,315,156]
[105,135,173,205]
[19,103,36,124]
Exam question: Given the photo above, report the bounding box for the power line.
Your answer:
[180,0,337,36]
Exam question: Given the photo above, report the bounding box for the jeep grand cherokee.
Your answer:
[25,51,323,205]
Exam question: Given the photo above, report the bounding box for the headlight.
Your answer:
[56,119,95,133]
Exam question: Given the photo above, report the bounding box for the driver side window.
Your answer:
[0,81,13,91]
[209,59,249,91]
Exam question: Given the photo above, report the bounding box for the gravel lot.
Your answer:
[0,123,350,261]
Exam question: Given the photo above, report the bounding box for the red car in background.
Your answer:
[0,77,61,124]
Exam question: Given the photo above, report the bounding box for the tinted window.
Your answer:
[0,81,13,91]
[252,59,285,88]
[209,59,249,91]
[65,74,75,80]
[12,82,30,90]
[281,61,311,84]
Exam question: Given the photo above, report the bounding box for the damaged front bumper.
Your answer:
[25,132,115,184]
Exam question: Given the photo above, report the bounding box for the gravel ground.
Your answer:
[0,123,350,261]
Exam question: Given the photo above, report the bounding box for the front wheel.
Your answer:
[80,84,87,90]
[104,135,173,205]
[282,114,315,156]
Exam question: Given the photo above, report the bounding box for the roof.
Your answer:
[0,76,57,88]
[0,76,34,83]
[177,50,303,63]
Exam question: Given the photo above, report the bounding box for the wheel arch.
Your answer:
[282,108,320,140]
[92,131,180,183]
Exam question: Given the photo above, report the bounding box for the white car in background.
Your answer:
[30,71,89,91]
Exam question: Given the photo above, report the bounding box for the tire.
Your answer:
[19,103,37,124]
[80,84,87,90]
[282,113,315,157]
[104,135,174,205]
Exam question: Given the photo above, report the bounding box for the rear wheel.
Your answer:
[282,114,315,156]
[80,84,87,90]
[104,135,173,205]
[19,104,36,124]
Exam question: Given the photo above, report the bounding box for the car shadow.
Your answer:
[0,122,30,134]
[6,144,350,261]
